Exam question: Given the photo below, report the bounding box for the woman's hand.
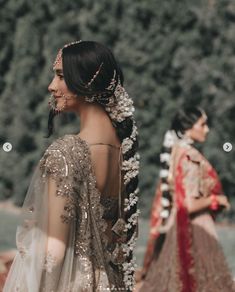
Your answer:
[135,269,145,283]
[216,195,231,210]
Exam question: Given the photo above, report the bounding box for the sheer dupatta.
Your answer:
[4,135,125,292]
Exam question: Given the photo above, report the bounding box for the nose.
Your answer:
[48,76,57,93]
[205,125,209,134]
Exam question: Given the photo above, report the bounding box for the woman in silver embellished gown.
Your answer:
[3,41,139,292]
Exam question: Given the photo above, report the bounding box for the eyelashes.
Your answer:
[54,74,64,81]
[58,74,64,80]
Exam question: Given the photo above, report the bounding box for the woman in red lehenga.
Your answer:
[138,107,235,292]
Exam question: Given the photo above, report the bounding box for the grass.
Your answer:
[0,211,19,251]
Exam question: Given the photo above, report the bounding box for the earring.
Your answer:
[48,94,67,115]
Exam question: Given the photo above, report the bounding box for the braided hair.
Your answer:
[159,106,204,226]
[47,41,139,290]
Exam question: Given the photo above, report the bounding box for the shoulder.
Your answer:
[39,135,90,178]
[185,146,203,164]
[44,134,89,158]
[45,134,83,153]
[173,143,203,165]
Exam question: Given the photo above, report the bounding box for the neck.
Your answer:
[75,101,112,133]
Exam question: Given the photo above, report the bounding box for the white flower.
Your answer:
[105,83,134,123]
[122,154,140,184]
[160,209,170,218]
[124,188,139,211]
[160,183,169,192]
[159,169,169,178]
[163,130,178,148]
[122,138,133,154]
[160,153,171,163]
[161,197,170,207]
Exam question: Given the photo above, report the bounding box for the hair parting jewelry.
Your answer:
[53,40,82,69]
[53,49,62,69]
[85,63,104,88]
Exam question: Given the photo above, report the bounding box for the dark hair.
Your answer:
[171,106,204,137]
[62,41,124,98]
[47,41,138,287]
[47,42,123,137]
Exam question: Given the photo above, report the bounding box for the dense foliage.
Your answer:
[0,0,235,219]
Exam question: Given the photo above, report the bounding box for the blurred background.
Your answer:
[0,0,235,285]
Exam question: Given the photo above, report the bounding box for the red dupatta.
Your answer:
[175,150,224,292]
[175,152,196,292]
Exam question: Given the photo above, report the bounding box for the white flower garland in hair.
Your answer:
[122,256,138,289]
[159,130,176,220]
[123,232,138,256]
[122,138,134,154]
[122,124,138,154]
[159,169,169,179]
[160,183,169,192]
[125,209,141,231]
[124,188,139,212]
[162,130,178,148]
[104,79,139,291]
[160,153,171,163]
[122,153,140,185]
[105,81,135,122]
[159,129,194,221]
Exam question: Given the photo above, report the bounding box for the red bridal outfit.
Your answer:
[140,141,235,292]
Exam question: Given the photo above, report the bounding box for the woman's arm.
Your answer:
[186,195,230,214]
[45,177,70,265]
[177,152,230,214]
[186,196,211,214]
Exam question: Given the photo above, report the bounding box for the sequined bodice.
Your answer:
[39,134,124,268]
[3,134,126,292]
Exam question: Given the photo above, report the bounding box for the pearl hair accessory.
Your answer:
[85,63,104,88]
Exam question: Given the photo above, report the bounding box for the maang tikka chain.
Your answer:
[53,40,82,69]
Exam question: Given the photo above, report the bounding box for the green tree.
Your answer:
[0,0,235,220]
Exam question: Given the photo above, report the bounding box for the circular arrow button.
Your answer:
[223,142,232,153]
[2,142,13,152]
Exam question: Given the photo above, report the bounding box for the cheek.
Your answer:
[60,83,69,93]
[191,127,204,141]
[67,96,79,108]
[196,128,206,140]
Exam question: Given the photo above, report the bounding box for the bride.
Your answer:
[4,41,139,292]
